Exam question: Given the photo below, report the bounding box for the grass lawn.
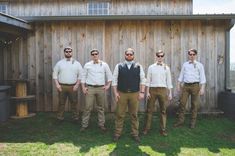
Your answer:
[0,112,235,156]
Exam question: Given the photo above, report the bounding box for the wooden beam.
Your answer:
[0,12,31,30]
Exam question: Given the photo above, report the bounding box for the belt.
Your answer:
[121,89,138,93]
[59,83,75,86]
[184,82,199,85]
[87,84,104,87]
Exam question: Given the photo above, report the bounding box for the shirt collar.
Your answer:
[93,60,101,64]
[156,62,164,66]
[188,60,197,64]
[125,60,134,65]
[65,58,73,62]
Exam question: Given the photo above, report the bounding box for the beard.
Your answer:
[65,55,72,58]
[125,57,134,62]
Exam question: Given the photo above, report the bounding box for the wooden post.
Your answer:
[8,79,36,119]
[15,81,28,117]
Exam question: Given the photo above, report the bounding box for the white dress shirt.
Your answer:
[81,60,112,85]
[53,58,83,84]
[112,61,146,86]
[178,61,206,84]
[146,63,173,89]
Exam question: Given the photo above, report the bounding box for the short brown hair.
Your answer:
[188,49,197,55]
[64,46,72,52]
[125,48,135,54]
[90,49,99,55]
[156,50,164,56]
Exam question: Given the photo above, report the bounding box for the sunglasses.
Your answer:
[65,51,72,53]
[188,53,196,56]
[157,55,164,58]
[91,53,98,56]
[125,53,133,56]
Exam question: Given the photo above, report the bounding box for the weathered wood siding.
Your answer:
[0,20,229,112]
[8,0,192,16]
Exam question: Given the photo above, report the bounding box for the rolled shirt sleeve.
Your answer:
[53,63,59,80]
[112,64,119,86]
[139,64,146,85]
[104,63,113,82]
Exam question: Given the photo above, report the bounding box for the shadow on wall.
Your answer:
[230,70,235,91]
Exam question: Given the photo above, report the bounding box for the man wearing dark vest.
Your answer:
[112,48,145,143]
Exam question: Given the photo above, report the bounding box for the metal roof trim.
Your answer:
[18,14,235,22]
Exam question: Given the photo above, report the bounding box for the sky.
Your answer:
[193,0,235,63]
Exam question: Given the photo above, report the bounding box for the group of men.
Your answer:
[53,46,206,143]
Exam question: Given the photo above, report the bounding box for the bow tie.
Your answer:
[157,63,162,66]
[189,62,194,64]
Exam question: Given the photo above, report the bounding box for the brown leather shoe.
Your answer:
[99,126,107,132]
[173,121,184,128]
[133,136,140,143]
[55,119,64,124]
[80,127,87,132]
[142,129,149,135]
[190,123,195,129]
[160,130,168,137]
[113,135,120,142]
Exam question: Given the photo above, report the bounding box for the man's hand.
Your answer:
[56,84,62,92]
[138,92,145,100]
[168,94,172,100]
[73,84,79,91]
[82,87,88,95]
[146,92,151,99]
[199,88,205,95]
[114,92,120,102]
[103,84,110,91]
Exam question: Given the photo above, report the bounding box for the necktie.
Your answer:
[157,63,162,66]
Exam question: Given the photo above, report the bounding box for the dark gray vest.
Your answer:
[117,62,140,92]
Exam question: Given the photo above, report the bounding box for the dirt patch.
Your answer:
[0,143,6,150]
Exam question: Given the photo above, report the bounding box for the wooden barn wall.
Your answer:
[8,0,192,16]
[2,20,228,112]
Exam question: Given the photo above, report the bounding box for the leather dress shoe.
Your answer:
[142,129,149,135]
[99,126,107,132]
[113,135,120,142]
[190,123,195,129]
[173,121,184,128]
[133,136,140,143]
[80,127,87,132]
[160,130,168,136]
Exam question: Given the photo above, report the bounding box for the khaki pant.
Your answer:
[177,83,200,124]
[81,86,105,128]
[114,92,139,137]
[144,87,168,131]
[57,85,79,120]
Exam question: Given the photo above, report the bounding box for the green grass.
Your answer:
[0,113,235,156]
